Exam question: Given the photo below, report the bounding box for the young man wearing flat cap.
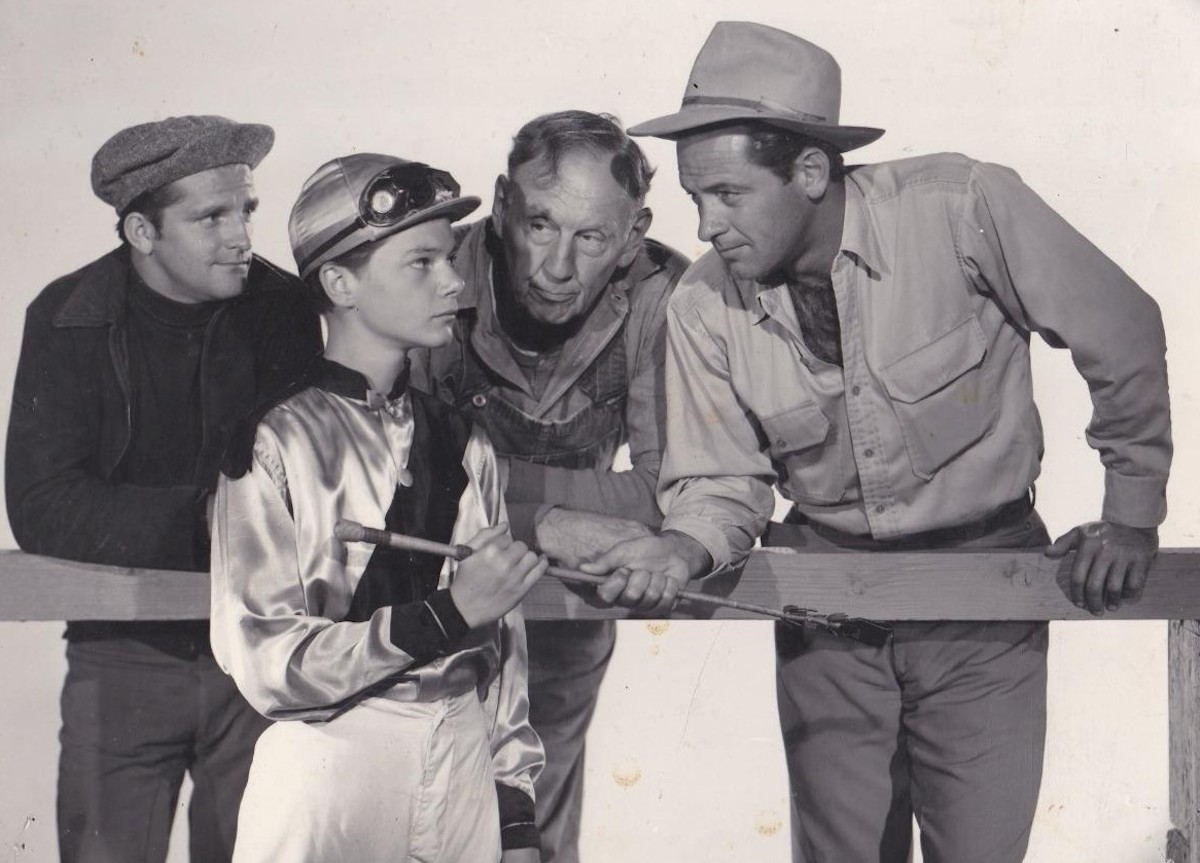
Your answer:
[584,21,1172,863]
[5,115,321,862]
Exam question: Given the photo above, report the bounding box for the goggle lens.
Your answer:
[360,165,461,227]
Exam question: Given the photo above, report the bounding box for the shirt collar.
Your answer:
[731,173,890,325]
[311,355,409,407]
[838,169,890,278]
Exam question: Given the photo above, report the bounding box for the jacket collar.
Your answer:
[52,247,134,328]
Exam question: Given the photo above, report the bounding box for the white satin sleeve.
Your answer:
[454,428,545,801]
[210,424,419,722]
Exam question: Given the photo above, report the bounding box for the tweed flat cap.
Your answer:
[91,115,274,212]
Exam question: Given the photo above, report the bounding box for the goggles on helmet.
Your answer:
[359,163,461,227]
[298,162,463,277]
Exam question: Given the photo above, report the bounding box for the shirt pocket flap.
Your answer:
[759,400,832,455]
[880,317,987,404]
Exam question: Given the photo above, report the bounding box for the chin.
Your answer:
[210,277,248,300]
[530,304,579,327]
[722,257,759,279]
[418,321,457,348]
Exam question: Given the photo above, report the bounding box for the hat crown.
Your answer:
[90,114,274,212]
[684,22,843,126]
[627,21,882,152]
[287,153,408,250]
[288,153,480,280]
[288,153,410,276]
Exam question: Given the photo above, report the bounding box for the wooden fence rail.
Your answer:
[2,547,1199,858]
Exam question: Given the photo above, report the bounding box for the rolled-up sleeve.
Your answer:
[959,162,1171,527]
[657,291,777,569]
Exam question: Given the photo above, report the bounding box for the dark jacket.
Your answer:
[6,247,322,574]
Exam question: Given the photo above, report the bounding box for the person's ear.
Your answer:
[618,207,653,268]
[792,146,832,202]
[491,174,510,233]
[124,212,157,255]
[320,262,357,310]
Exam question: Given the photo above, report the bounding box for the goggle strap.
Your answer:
[298,216,367,278]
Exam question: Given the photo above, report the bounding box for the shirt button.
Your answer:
[864,448,875,458]
[776,438,787,448]
[851,385,861,396]
[471,393,488,408]
[874,504,886,514]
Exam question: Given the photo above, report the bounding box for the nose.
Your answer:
[539,235,575,284]
[225,214,252,252]
[697,202,726,244]
[440,261,465,298]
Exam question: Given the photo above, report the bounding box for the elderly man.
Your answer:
[6,116,321,862]
[410,110,688,862]
[586,22,1172,863]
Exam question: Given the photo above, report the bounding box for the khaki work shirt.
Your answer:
[659,153,1171,569]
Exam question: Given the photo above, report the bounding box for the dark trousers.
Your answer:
[57,638,269,863]
[526,619,616,863]
[768,503,1051,863]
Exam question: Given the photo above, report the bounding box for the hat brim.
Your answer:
[386,195,482,236]
[628,105,884,153]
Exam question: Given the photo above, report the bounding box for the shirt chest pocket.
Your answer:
[758,400,848,505]
[879,315,998,480]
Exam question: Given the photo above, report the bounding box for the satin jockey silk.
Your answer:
[210,358,543,861]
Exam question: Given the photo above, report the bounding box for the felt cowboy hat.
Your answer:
[627,21,884,152]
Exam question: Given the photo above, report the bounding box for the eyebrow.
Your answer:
[526,207,611,235]
[695,179,749,193]
[403,245,450,257]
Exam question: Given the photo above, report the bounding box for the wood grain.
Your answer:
[1,548,1197,622]
[1170,620,1200,863]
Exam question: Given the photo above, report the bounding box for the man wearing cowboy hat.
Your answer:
[583,21,1171,863]
[6,115,321,861]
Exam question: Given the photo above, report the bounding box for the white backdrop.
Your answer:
[1,1,1197,860]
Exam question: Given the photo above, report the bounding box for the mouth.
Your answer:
[527,282,577,305]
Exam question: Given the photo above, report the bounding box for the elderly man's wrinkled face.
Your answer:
[494,150,643,326]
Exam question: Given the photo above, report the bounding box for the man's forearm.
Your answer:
[659,529,714,580]
[503,458,662,528]
[8,473,208,570]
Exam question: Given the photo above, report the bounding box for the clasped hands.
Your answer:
[534,508,709,616]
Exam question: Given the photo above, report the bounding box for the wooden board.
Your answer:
[1170,620,1200,863]
[1,548,1198,622]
